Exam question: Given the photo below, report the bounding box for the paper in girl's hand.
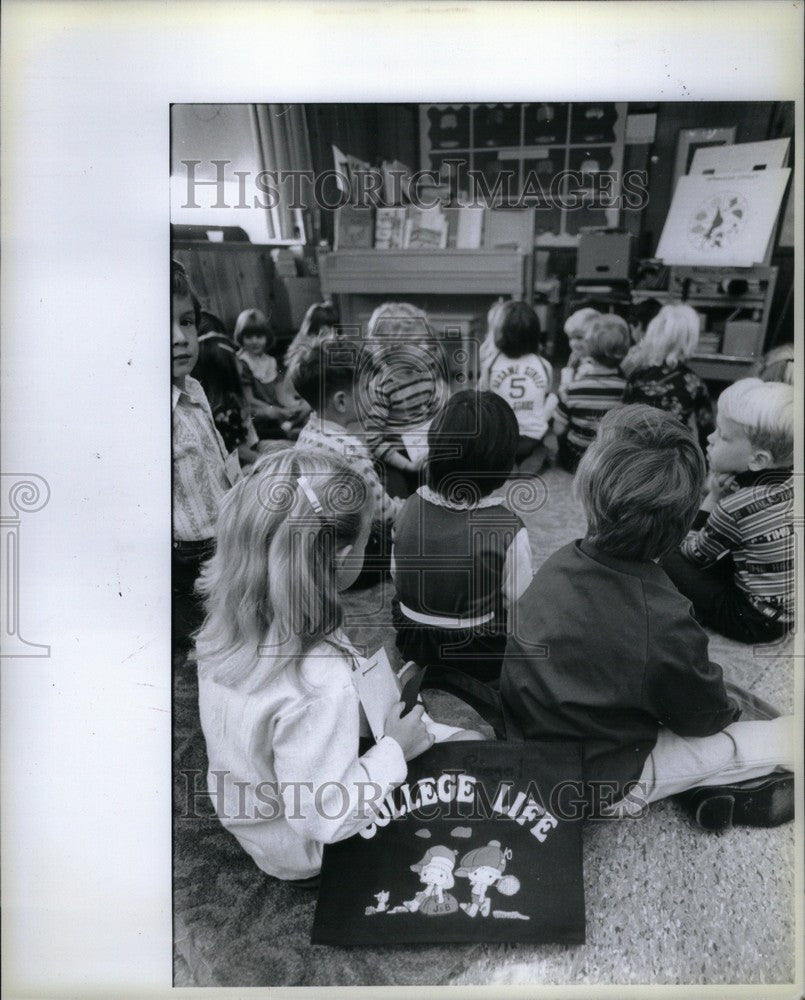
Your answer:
[350,647,402,743]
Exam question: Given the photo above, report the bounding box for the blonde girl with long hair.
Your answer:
[195,448,470,883]
[622,302,714,448]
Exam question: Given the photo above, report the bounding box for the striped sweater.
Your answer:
[680,469,794,623]
[554,366,626,454]
[361,353,450,462]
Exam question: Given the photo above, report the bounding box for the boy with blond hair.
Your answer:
[554,314,630,471]
[664,378,794,644]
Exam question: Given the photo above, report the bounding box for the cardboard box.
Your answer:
[722,321,762,357]
[577,232,633,280]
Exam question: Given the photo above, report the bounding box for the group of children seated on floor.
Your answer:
[171,258,796,885]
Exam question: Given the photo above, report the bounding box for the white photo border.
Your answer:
[1,2,802,997]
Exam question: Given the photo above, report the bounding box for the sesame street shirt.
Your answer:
[481,351,553,440]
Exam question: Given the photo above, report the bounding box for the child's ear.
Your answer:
[332,390,347,414]
[748,448,774,471]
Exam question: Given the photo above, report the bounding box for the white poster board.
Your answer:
[690,138,790,175]
[656,169,791,267]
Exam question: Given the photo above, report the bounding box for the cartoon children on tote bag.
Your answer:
[455,840,520,918]
[368,839,524,920]
[400,846,460,916]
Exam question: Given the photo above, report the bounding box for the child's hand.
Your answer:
[543,392,559,420]
[701,471,736,512]
[707,471,737,500]
[386,449,420,473]
[384,702,434,761]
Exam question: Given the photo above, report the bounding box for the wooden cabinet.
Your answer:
[318,249,531,383]
[319,249,528,298]
[172,241,323,342]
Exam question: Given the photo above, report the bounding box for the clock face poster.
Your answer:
[656,169,791,266]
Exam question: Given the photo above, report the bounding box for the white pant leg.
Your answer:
[609,716,796,817]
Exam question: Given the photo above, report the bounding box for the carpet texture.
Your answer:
[173,467,795,986]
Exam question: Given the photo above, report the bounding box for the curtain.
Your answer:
[252,104,314,242]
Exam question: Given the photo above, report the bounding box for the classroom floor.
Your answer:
[172,466,796,987]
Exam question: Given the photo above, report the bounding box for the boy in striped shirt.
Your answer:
[554,315,630,472]
[664,378,794,645]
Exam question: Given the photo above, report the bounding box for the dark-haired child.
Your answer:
[553,314,630,472]
[391,390,534,682]
[294,339,402,582]
[194,310,259,465]
[501,405,794,830]
[663,378,794,645]
[479,300,557,474]
[629,296,662,344]
[235,308,300,439]
[171,262,240,644]
[283,300,340,376]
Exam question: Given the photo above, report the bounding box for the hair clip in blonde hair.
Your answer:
[297,475,324,515]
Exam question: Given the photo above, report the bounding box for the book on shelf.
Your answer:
[403,206,448,250]
[456,206,485,249]
[381,159,414,204]
[334,205,375,250]
[374,207,407,249]
[443,206,460,248]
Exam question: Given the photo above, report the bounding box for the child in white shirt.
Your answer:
[196,448,477,882]
[479,300,557,473]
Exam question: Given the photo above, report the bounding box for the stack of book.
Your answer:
[334,203,493,251]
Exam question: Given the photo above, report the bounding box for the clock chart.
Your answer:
[688,192,748,251]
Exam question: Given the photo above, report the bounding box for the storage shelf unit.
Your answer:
[319,249,529,298]
[632,265,777,382]
[419,103,627,245]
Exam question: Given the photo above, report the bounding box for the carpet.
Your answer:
[173,467,795,986]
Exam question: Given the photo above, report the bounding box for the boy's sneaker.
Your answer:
[677,772,794,832]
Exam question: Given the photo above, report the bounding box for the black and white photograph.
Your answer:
[169,96,799,988]
[2,3,803,998]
